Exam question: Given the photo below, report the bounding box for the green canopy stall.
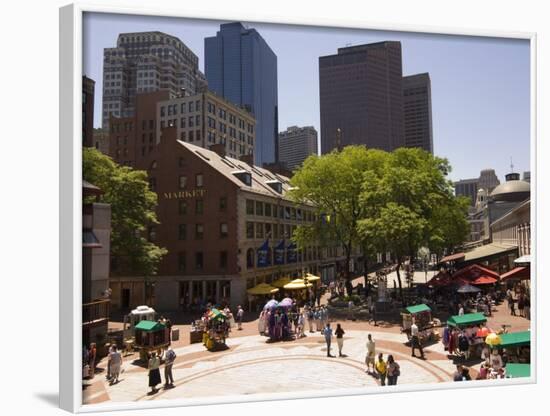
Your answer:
[498,331,530,348]
[505,363,531,378]
[447,312,487,328]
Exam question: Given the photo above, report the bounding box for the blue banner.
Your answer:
[274,240,285,265]
[257,239,270,267]
[287,242,297,263]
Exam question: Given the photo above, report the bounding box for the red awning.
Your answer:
[453,264,500,280]
[472,275,498,285]
[501,267,530,281]
[427,271,452,287]
[440,253,465,263]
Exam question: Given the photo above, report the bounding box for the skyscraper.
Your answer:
[403,73,433,154]
[319,41,405,153]
[205,22,278,166]
[102,31,206,130]
[83,76,95,148]
[454,178,479,206]
[478,169,501,193]
[278,126,318,171]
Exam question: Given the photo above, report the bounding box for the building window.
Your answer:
[196,174,204,187]
[195,199,204,215]
[219,197,227,211]
[220,251,228,269]
[195,252,203,269]
[265,203,272,217]
[256,201,263,216]
[246,199,254,215]
[256,223,264,239]
[246,222,254,239]
[246,248,254,269]
[178,224,186,240]
[179,175,187,189]
[179,200,187,215]
[265,223,272,238]
[148,177,156,191]
[220,223,228,238]
[272,204,278,218]
[195,224,204,240]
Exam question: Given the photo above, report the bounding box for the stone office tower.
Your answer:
[205,22,278,166]
[319,41,405,153]
[102,31,206,130]
[278,126,318,171]
[403,73,433,154]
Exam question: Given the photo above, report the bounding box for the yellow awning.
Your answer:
[305,273,321,282]
[271,277,292,288]
[247,283,279,295]
[283,278,313,290]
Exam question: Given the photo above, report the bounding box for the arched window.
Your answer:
[246,248,255,269]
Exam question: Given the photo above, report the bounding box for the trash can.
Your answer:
[171,328,180,342]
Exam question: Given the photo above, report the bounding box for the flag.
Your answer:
[274,240,285,265]
[287,242,297,263]
[257,239,270,267]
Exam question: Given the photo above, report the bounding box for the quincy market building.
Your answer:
[109,126,356,311]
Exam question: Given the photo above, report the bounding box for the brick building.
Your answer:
[109,127,355,311]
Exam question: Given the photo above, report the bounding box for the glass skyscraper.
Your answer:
[205,22,278,165]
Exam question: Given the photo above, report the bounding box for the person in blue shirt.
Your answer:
[323,323,335,357]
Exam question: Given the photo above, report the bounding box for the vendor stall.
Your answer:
[497,331,530,363]
[447,312,487,328]
[134,320,169,362]
[202,308,229,350]
[505,363,531,378]
[401,304,439,343]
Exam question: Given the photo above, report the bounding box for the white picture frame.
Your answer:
[59,1,537,413]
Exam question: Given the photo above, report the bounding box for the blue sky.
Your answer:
[83,12,530,183]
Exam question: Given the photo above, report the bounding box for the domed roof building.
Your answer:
[490,173,530,202]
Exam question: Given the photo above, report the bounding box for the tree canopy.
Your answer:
[290,145,469,300]
[83,147,167,276]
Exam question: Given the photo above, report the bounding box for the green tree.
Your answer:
[289,146,386,293]
[359,147,466,301]
[428,195,470,260]
[83,147,167,277]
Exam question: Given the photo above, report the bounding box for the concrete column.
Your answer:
[216,280,220,303]
[202,280,207,302]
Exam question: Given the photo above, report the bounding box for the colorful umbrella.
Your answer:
[472,276,498,285]
[263,299,279,310]
[476,327,491,338]
[485,332,502,346]
[279,298,294,308]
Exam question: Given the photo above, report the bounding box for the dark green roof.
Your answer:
[447,313,487,327]
[505,363,530,378]
[405,304,432,314]
[498,331,531,348]
[134,320,165,332]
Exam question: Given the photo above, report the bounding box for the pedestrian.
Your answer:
[410,319,425,359]
[88,343,97,379]
[517,295,525,318]
[458,304,465,316]
[236,305,244,330]
[335,323,345,357]
[307,305,314,333]
[509,293,516,316]
[370,302,377,326]
[322,323,334,357]
[386,355,400,385]
[489,349,503,371]
[524,296,531,320]
[164,346,176,387]
[348,299,355,320]
[297,311,305,338]
[453,364,471,381]
[365,334,376,373]
[375,353,387,386]
[165,318,173,343]
[147,352,162,393]
[108,346,122,385]
[106,345,114,381]
[314,307,321,332]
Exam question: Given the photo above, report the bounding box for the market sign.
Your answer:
[163,189,207,199]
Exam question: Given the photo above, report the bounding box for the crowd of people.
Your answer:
[506,285,531,319]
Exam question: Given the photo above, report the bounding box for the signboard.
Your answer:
[274,240,285,265]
